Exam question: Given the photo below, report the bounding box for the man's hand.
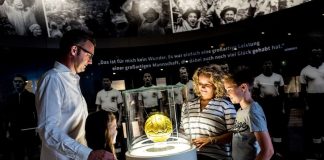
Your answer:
[88,150,115,160]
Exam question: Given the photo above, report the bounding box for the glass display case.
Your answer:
[122,85,197,160]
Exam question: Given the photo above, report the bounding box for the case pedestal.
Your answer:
[125,143,196,160]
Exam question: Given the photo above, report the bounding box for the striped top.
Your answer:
[181,97,237,159]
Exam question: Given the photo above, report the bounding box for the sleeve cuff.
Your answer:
[77,145,92,160]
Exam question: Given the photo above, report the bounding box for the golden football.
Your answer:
[144,113,173,143]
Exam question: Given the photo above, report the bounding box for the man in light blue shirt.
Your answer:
[36,30,115,160]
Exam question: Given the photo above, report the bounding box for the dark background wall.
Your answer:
[0,0,323,109]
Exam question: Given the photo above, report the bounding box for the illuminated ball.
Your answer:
[144,113,173,143]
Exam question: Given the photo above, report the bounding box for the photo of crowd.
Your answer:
[170,0,306,33]
[0,0,47,37]
[0,0,308,37]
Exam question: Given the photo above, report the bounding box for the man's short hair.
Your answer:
[58,29,95,59]
[179,66,187,72]
[14,73,27,82]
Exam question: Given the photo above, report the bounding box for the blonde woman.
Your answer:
[86,111,118,160]
[180,65,236,160]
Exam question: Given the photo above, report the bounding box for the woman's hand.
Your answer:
[192,137,212,149]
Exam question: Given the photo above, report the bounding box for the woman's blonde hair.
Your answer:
[192,65,226,98]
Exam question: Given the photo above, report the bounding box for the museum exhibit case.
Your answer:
[122,85,197,160]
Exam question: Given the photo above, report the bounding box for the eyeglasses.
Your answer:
[76,45,94,60]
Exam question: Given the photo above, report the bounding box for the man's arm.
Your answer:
[117,91,124,126]
[157,90,163,111]
[117,103,123,127]
[137,93,145,126]
[158,98,163,112]
[96,105,101,111]
[95,92,102,111]
[299,71,308,109]
[278,75,286,113]
[252,86,261,101]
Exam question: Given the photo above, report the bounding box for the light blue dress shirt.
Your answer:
[36,61,92,160]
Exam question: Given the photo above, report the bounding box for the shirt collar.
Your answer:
[54,61,80,80]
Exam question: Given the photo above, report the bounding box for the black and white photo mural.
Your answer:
[0,0,47,36]
[171,0,306,33]
[0,0,309,37]
[121,0,171,36]
[44,0,110,38]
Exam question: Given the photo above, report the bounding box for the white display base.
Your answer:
[126,137,197,160]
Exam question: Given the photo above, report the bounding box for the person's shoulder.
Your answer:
[40,68,61,81]
[187,97,199,105]
[175,82,183,85]
[186,80,194,86]
[299,65,308,73]
[272,72,283,77]
[255,73,263,79]
[251,101,261,107]
[300,65,316,74]
[117,90,123,95]
[319,62,324,69]
[213,97,231,104]
[212,98,235,108]
[302,64,312,70]
[138,86,146,89]
[111,89,122,95]
[250,102,264,113]
[42,67,60,77]
[97,89,105,94]
[112,88,121,92]
[222,99,236,110]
